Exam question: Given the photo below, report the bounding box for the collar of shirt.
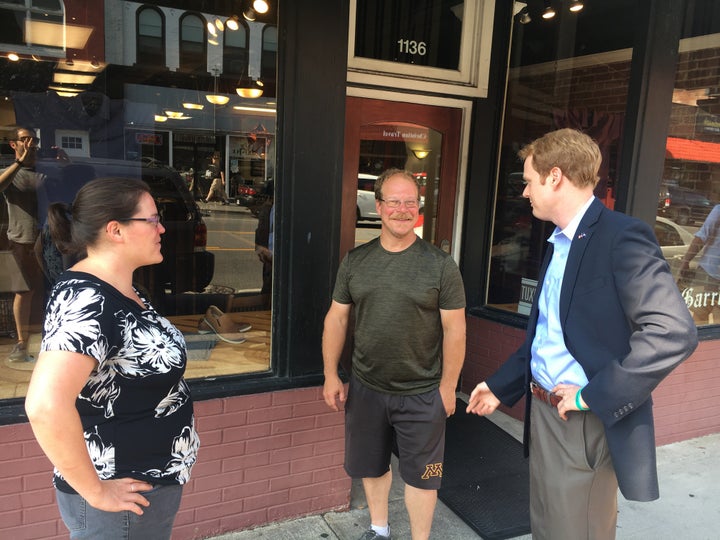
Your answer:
[550,195,595,243]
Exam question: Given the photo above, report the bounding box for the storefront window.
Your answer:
[0,1,277,400]
[487,0,638,313]
[655,1,720,326]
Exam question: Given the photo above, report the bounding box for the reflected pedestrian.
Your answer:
[0,126,44,362]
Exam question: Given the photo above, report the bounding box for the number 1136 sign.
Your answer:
[397,39,427,56]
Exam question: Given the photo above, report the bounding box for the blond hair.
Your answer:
[518,128,601,188]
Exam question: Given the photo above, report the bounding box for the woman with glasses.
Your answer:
[25,177,199,540]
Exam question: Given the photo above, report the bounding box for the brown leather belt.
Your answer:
[530,380,561,407]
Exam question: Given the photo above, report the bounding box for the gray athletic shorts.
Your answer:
[344,376,446,490]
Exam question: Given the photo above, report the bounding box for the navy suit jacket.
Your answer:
[487,198,698,501]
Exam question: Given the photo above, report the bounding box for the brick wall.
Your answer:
[0,387,350,540]
[462,315,720,446]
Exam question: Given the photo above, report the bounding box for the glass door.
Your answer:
[342,96,463,257]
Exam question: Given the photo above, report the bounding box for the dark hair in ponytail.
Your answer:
[48,177,151,256]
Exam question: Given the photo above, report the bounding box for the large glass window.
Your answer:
[0,2,277,400]
[655,0,720,326]
[487,0,638,313]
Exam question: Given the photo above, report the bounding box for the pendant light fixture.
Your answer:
[206,69,230,105]
[542,1,556,19]
[236,77,263,99]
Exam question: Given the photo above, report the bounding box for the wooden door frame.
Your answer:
[342,88,473,262]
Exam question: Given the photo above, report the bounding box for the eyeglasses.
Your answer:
[378,198,420,209]
[16,136,39,144]
[119,216,162,227]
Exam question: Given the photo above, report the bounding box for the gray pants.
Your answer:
[529,395,619,540]
[56,484,183,540]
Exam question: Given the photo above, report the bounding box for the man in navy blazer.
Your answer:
[467,129,698,539]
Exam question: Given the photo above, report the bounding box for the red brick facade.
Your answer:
[0,387,350,540]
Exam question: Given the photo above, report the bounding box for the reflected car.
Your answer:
[357,173,380,221]
[654,216,697,274]
[658,184,713,226]
[34,158,214,302]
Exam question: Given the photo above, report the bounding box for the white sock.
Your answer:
[371,524,390,536]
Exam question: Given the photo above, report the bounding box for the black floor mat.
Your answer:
[438,399,530,540]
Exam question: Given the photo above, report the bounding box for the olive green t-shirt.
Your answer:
[332,236,466,394]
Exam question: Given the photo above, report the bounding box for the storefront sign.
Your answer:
[135,132,163,145]
[681,287,720,310]
[360,124,429,143]
[518,277,537,315]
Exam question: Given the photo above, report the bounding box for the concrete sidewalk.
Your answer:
[207,406,720,540]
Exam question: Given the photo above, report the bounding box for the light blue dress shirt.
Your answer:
[530,196,595,391]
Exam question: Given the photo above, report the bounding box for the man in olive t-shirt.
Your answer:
[323,168,466,540]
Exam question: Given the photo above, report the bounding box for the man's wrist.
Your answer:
[575,387,590,411]
[14,158,24,166]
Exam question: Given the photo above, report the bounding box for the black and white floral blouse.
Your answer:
[41,271,200,493]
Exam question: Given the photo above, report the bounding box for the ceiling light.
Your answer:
[206,94,229,105]
[183,102,205,110]
[53,73,95,84]
[236,78,264,98]
[412,149,430,160]
[253,0,269,14]
[55,90,78,97]
[208,38,219,46]
[207,22,217,37]
[215,18,225,31]
[48,85,85,93]
[518,7,531,24]
[226,16,239,31]
[233,105,277,113]
[164,110,185,119]
[242,8,256,22]
[57,59,102,73]
[542,4,556,19]
[569,0,584,12]
[7,52,19,61]
[155,115,168,122]
[25,20,93,49]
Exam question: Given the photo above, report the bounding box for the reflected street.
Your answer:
[200,203,263,292]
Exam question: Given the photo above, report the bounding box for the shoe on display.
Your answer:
[358,529,391,540]
[198,305,251,344]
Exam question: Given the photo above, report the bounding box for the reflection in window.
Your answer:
[0,0,63,48]
[180,13,206,73]
[0,3,277,400]
[137,7,164,67]
[223,22,248,77]
[487,0,637,313]
[656,0,720,326]
[355,123,440,246]
[261,26,278,83]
